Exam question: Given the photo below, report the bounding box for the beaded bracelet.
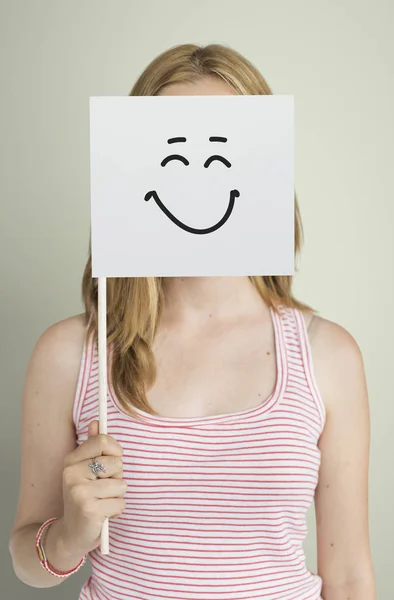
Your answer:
[35,517,87,578]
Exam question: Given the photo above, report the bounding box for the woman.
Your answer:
[9,44,375,600]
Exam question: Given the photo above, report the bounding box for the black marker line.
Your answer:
[161,154,189,167]
[167,137,187,144]
[209,136,227,143]
[144,189,240,235]
[204,155,231,168]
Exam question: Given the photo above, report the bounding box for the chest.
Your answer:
[146,320,277,418]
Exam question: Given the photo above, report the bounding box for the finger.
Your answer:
[90,477,127,499]
[68,455,123,481]
[65,434,123,467]
[94,498,127,520]
[88,420,99,438]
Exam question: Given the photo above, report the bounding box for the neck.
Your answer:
[161,276,266,324]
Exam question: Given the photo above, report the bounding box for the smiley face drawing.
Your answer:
[144,136,240,235]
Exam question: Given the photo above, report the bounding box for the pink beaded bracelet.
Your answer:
[35,517,87,578]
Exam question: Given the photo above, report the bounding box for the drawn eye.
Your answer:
[204,155,231,168]
[161,154,189,167]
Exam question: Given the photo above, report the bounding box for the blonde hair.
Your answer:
[82,43,310,416]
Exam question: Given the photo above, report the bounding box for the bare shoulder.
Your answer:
[305,311,362,359]
[25,313,88,416]
[35,312,87,346]
[302,310,367,414]
[308,314,361,368]
[31,313,87,371]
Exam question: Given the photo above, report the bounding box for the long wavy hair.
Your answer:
[82,43,310,416]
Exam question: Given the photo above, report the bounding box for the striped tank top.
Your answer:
[73,305,325,600]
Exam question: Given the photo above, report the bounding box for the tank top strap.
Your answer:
[275,304,305,356]
[72,316,98,430]
[274,304,326,432]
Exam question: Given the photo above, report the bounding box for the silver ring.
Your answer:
[89,458,105,477]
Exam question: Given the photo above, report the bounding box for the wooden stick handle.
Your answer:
[98,277,109,554]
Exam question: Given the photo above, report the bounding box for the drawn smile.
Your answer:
[144,189,240,235]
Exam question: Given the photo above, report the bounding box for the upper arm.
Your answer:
[10,314,87,538]
[309,317,374,587]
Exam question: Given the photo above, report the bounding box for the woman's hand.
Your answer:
[58,420,126,555]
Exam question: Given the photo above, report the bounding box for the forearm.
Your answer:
[9,518,86,588]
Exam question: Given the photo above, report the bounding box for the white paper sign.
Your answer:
[89,95,294,277]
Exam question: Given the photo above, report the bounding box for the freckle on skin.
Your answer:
[266,351,270,355]
[326,484,330,488]
[330,543,334,547]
